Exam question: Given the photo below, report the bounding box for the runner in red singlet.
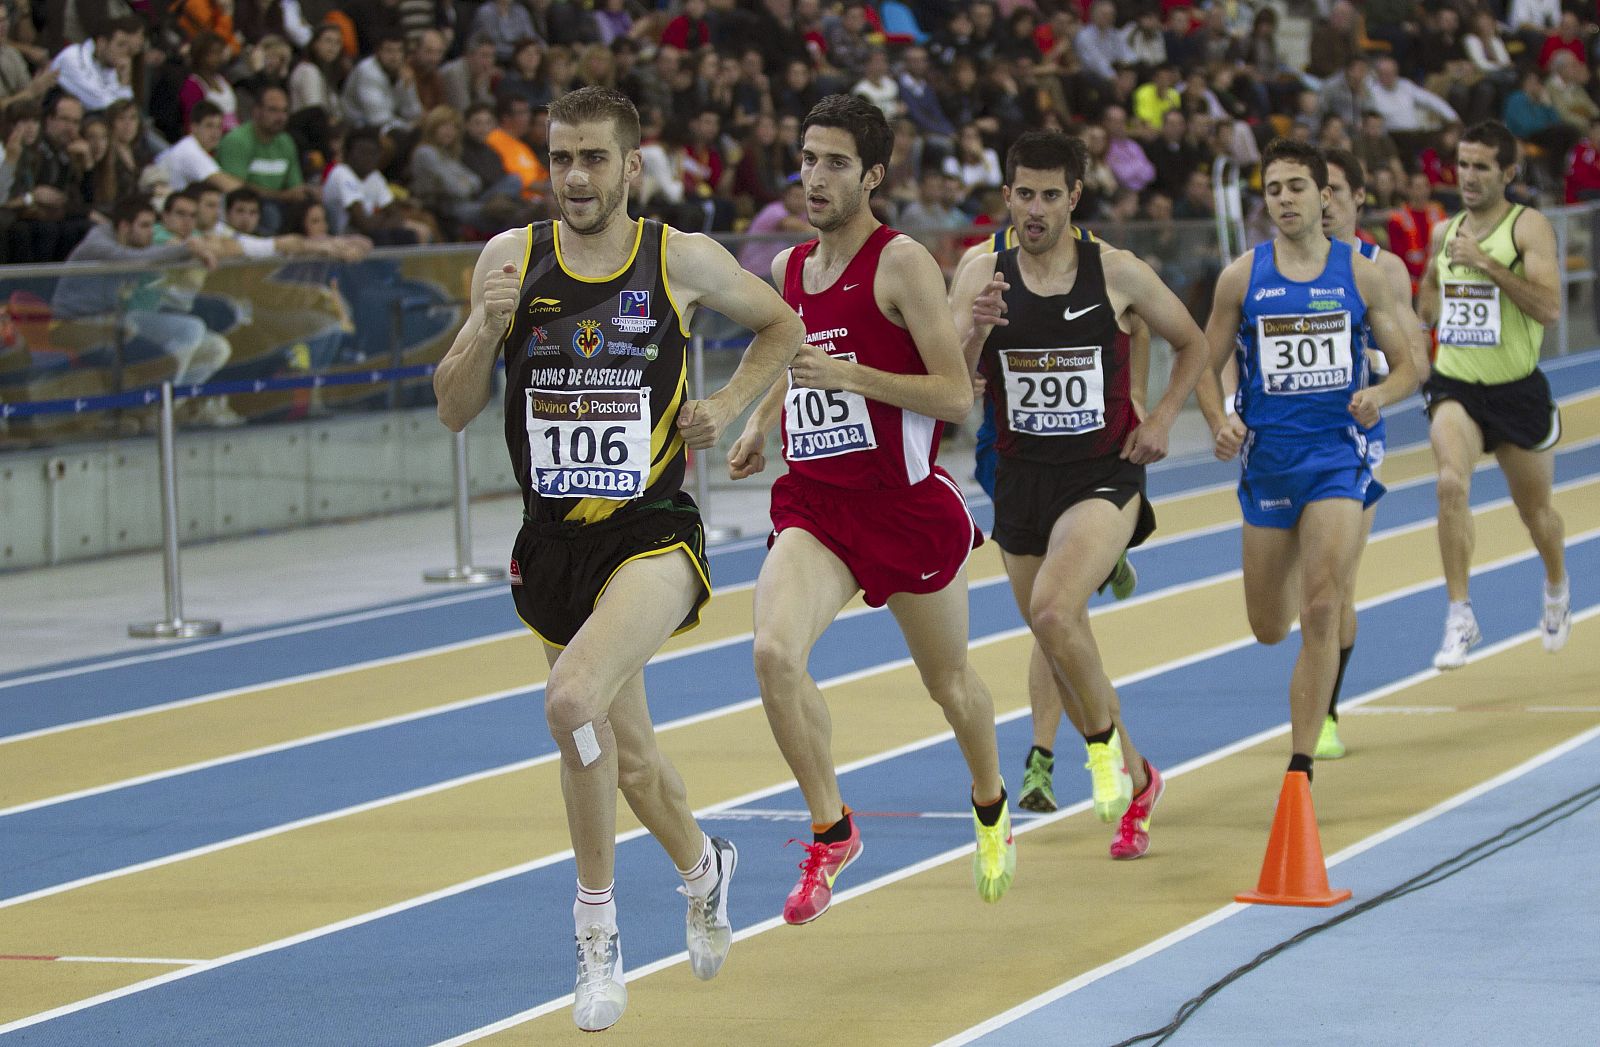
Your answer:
[727,95,1016,925]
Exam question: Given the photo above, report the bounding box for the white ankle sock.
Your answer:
[1448,599,1473,621]
[1546,578,1569,601]
[574,880,617,933]
[677,833,716,898]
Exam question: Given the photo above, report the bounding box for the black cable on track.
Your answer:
[1109,780,1600,1047]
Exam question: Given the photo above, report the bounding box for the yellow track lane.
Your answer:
[493,615,1600,1046]
[5,481,1597,1022]
[10,391,1600,809]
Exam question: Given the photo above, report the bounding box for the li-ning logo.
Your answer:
[573,319,605,359]
[528,296,562,313]
[1254,287,1287,301]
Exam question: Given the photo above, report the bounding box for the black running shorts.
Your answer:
[510,492,711,648]
[1423,368,1561,454]
[991,454,1157,558]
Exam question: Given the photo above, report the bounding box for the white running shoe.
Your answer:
[573,924,627,1032]
[1433,611,1482,670]
[1542,587,1571,652]
[681,836,738,980]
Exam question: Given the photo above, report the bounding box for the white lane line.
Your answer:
[0,955,206,966]
[437,609,1600,1047]
[5,557,1592,1039]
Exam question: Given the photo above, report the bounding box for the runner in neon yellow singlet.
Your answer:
[1416,120,1570,669]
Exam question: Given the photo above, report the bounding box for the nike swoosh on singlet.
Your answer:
[1063,304,1100,321]
[843,283,859,290]
[921,570,939,579]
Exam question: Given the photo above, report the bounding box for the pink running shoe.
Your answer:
[782,821,864,925]
[1110,762,1164,860]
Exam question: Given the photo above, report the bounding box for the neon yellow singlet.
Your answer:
[1432,205,1542,385]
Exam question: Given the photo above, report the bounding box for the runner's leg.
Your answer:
[751,528,861,826]
[1430,400,1487,603]
[542,549,703,888]
[887,569,1005,805]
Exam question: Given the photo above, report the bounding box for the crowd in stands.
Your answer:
[1,0,1599,275]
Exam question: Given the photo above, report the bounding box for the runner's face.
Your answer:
[1004,165,1079,255]
[1263,160,1328,240]
[1456,141,1511,213]
[548,118,637,235]
[800,125,877,233]
[1322,165,1358,241]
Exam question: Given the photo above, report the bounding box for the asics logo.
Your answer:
[1253,287,1287,300]
[1063,303,1100,321]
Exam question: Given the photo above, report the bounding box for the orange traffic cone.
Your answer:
[1235,771,1352,907]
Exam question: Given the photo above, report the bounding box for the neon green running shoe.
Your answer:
[1314,715,1346,760]
[1085,730,1133,823]
[1018,747,1057,813]
[1108,552,1138,601]
[972,803,1016,903]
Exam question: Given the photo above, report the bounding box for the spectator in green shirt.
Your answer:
[216,86,319,235]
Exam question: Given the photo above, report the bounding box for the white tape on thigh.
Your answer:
[573,722,602,767]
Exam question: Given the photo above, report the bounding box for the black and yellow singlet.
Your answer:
[503,218,692,525]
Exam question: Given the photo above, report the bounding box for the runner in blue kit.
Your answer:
[1205,139,1420,783]
[950,223,1148,814]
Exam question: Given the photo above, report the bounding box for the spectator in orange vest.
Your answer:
[484,94,547,202]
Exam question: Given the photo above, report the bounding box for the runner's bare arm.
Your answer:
[1105,251,1211,463]
[1204,255,1252,460]
[1375,247,1433,383]
[434,228,528,431]
[725,247,804,479]
[666,229,806,449]
[792,236,973,423]
[1352,255,1421,425]
[948,250,1004,375]
[1126,313,1150,418]
[1446,208,1561,326]
[1416,221,1449,329]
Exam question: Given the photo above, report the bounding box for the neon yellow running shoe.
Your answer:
[1018,747,1057,813]
[972,803,1016,903]
[1085,730,1133,823]
[1109,553,1138,601]
[1314,715,1346,760]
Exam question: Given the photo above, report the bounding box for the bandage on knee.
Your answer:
[572,721,602,767]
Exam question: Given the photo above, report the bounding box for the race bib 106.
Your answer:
[1256,312,1353,395]
[1438,282,1501,347]
[1000,347,1105,435]
[526,387,651,500]
[784,352,878,461]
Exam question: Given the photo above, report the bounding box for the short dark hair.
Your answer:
[374,28,406,49]
[189,100,224,126]
[465,102,495,123]
[1460,119,1519,169]
[1260,137,1328,188]
[225,186,262,210]
[112,195,154,227]
[176,184,208,206]
[1004,130,1087,189]
[1322,147,1365,195]
[548,85,642,153]
[345,127,383,153]
[801,94,893,179]
[494,93,529,120]
[161,191,193,214]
